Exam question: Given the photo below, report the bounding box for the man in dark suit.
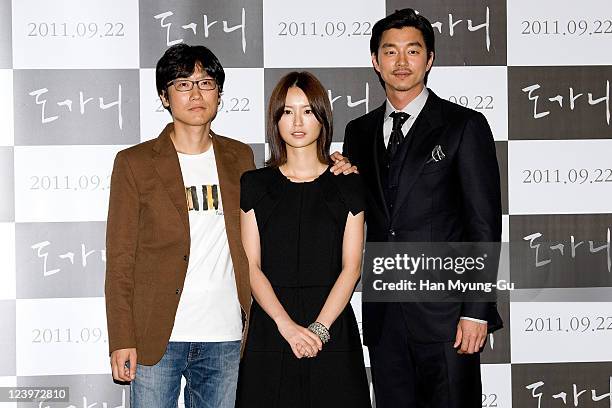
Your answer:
[342,9,503,408]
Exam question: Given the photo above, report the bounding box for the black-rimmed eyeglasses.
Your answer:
[167,78,217,92]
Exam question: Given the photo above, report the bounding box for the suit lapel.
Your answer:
[152,123,190,233]
[391,91,445,222]
[370,103,391,222]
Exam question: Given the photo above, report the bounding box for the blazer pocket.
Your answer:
[420,161,449,175]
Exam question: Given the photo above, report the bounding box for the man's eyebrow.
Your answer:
[381,41,423,48]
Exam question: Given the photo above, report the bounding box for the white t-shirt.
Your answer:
[169,145,243,342]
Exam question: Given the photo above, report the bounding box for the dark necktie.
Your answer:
[387,111,410,160]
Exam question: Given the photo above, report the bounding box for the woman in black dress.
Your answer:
[236,72,371,407]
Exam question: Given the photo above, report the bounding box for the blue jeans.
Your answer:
[130,341,241,408]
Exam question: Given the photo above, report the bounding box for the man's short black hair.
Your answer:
[155,44,225,113]
[370,8,436,86]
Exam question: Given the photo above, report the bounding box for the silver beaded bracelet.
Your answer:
[308,322,330,344]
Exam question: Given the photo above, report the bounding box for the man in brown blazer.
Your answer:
[105,44,255,408]
[105,44,355,407]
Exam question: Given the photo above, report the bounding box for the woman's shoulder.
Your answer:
[240,166,278,186]
[323,172,366,215]
[240,166,285,212]
[327,171,364,192]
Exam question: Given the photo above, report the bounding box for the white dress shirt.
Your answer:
[383,87,429,147]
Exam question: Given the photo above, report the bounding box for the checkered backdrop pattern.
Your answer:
[1,0,611,406]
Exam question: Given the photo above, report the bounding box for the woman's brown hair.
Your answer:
[266,71,333,167]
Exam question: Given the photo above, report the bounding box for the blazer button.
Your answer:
[176,289,181,295]
[183,255,189,262]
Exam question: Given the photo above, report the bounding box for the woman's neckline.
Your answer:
[276,165,330,184]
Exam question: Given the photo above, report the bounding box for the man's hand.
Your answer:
[110,348,137,381]
[330,151,358,175]
[454,319,487,354]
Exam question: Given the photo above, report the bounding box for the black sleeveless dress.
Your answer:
[235,166,371,408]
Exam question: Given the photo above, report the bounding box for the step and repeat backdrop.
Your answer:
[0,0,611,406]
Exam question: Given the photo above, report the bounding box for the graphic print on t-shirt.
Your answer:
[185,184,220,212]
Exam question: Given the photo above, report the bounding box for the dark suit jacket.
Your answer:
[343,90,503,346]
[105,123,256,365]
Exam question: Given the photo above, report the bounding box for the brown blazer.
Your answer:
[105,123,255,365]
